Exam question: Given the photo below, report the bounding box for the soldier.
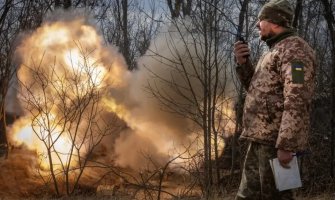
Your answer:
[233,0,316,199]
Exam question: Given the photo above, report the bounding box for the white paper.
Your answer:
[269,156,302,191]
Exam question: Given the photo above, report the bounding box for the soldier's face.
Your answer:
[256,20,276,41]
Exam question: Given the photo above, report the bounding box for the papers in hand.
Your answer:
[269,156,302,191]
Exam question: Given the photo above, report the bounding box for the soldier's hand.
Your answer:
[233,41,250,65]
[277,149,294,169]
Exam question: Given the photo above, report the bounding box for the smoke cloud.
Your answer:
[2,9,236,197]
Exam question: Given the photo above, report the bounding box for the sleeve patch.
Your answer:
[291,61,304,84]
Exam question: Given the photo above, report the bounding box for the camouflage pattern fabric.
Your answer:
[237,31,316,152]
[236,59,254,90]
[235,142,294,200]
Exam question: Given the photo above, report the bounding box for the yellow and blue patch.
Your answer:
[291,60,304,84]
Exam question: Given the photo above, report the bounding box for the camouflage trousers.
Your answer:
[235,141,294,200]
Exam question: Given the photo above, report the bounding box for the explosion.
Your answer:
[2,10,236,198]
[11,14,129,172]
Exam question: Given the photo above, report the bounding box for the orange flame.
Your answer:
[12,17,128,171]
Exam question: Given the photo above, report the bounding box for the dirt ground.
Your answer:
[0,148,334,200]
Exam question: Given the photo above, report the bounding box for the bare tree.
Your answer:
[55,0,72,9]
[18,46,123,196]
[100,0,161,70]
[320,0,335,178]
[0,0,58,158]
[120,0,132,70]
[230,0,250,182]
[292,0,303,30]
[0,0,16,157]
[140,0,240,197]
[167,0,192,19]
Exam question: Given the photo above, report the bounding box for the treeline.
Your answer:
[0,0,334,198]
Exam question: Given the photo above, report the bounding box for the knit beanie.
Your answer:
[258,0,294,28]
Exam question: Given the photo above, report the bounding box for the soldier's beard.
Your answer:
[260,30,276,41]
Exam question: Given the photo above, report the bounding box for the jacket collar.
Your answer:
[265,28,297,48]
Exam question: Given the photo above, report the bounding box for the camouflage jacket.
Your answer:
[236,30,316,152]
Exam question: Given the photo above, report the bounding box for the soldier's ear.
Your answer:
[272,23,285,33]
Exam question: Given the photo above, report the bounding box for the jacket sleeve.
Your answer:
[235,59,254,90]
[275,45,316,152]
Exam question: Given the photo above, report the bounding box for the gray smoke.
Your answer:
[8,12,236,173]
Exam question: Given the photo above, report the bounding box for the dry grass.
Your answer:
[31,192,334,200]
[15,188,335,200]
